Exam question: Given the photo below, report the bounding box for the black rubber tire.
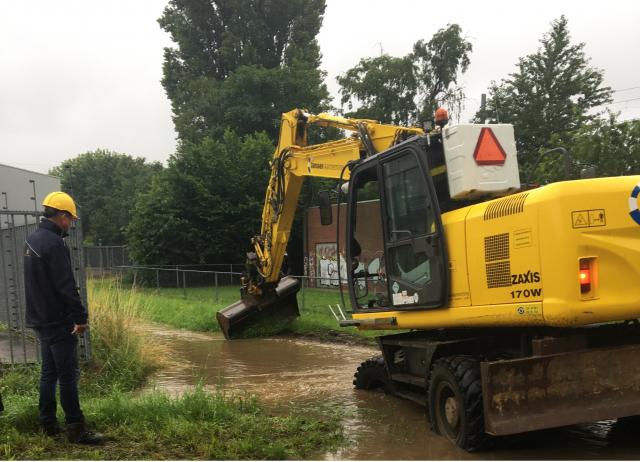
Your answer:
[428,356,489,452]
[353,355,394,392]
[617,415,640,426]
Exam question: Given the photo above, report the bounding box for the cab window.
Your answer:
[349,164,389,309]
[382,151,441,307]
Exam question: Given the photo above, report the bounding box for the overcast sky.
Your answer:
[1,0,639,174]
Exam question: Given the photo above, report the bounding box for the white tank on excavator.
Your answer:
[442,124,521,200]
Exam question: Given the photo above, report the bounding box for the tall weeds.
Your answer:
[85,279,162,393]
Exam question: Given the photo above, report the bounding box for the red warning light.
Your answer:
[473,127,507,166]
[579,259,592,293]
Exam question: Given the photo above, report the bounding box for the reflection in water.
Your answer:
[142,325,640,460]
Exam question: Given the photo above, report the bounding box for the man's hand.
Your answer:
[71,324,88,335]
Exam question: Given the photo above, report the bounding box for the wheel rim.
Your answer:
[435,381,461,440]
[444,396,459,428]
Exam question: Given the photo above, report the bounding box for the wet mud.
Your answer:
[143,325,640,460]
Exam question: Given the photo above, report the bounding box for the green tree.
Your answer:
[50,150,162,245]
[337,24,472,125]
[474,16,613,181]
[572,114,640,177]
[126,131,273,265]
[158,0,329,142]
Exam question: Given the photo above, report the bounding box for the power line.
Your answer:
[614,86,640,93]
[609,97,640,105]
[592,96,640,108]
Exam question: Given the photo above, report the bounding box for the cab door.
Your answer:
[347,138,449,312]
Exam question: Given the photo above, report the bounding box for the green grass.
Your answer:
[0,374,342,460]
[0,282,344,460]
[292,287,385,341]
[91,279,385,342]
[130,285,237,331]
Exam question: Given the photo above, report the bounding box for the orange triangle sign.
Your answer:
[473,127,507,166]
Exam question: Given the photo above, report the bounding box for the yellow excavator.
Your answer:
[217,108,640,450]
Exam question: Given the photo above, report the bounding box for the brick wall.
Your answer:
[305,200,385,289]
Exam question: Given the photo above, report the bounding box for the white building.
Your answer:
[0,163,61,212]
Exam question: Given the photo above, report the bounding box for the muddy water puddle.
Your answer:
[143,325,640,460]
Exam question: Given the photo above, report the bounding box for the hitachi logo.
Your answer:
[511,270,541,285]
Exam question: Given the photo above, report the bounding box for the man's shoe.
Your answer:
[67,422,105,445]
[41,421,63,436]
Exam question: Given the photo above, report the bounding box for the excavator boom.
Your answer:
[217,109,423,338]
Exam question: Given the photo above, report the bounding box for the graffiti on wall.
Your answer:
[315,242,386,289]
[316,243,345,287]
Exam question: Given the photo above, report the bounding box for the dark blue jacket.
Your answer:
[24,219,88,328]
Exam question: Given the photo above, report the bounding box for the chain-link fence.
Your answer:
[83,242,356,317]
[84,245,131,269]
[91,263,349,317]
[108,264,243,294]
[0,211,91,364]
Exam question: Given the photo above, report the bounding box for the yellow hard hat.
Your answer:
[42,191,78,219]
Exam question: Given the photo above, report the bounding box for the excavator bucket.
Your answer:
[216,276,300,339]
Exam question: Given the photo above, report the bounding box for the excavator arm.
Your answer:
[249,109,423,291]
[217,108,423,338]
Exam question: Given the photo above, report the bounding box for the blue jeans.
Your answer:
[34,324,84,425]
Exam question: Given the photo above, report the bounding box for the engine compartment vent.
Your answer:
[485,233,511,288]
[484,192,529,221]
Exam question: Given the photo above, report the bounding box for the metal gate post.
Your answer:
[0,215,15,364]
[98,241,103,276]
[71,220,91,362]
[9,213,27,363]
[182,271,187,299]
[214,272,219,302]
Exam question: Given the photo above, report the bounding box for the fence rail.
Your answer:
[92,263,349,313]
[84,245,131,269]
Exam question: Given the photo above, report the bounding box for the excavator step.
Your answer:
[394,389,427,406]
[391,373,426,387]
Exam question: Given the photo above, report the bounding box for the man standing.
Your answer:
[24,191,103,444]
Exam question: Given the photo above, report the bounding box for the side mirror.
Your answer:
[318,190,332,226]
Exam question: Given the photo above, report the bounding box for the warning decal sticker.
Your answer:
[473,127,507,166]
[629,182,640,225]
[572,209,606,228]
[572,211,588,228]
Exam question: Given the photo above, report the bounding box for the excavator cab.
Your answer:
[345,137,449,313]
